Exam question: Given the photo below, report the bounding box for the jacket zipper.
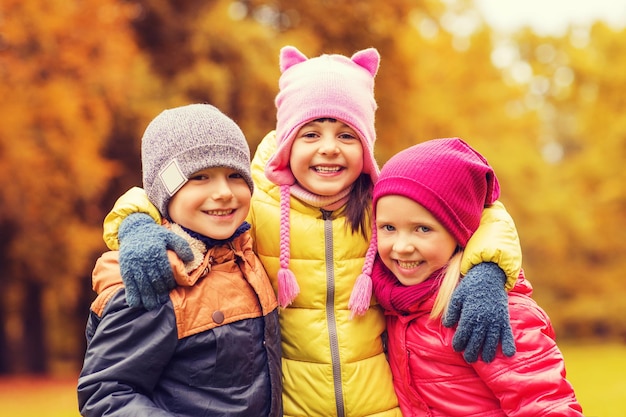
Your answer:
[321,209,345,417]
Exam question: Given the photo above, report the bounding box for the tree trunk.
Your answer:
[22,281,46,374]
[0,303,8,374]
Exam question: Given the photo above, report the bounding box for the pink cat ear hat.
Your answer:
[265,45,381,316]
[266,45,380,184]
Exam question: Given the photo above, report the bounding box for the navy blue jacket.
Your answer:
[78,230,282,416]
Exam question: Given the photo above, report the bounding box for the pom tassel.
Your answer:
[348,273,373,319]
[278,267,300,308]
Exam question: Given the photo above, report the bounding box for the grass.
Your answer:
[560,342,626,417]
[0,375,80,417]
[0,342,623,416]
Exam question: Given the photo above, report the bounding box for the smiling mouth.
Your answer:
[205,209,235,216]
[396,260,421,269]
[314,166,342,173]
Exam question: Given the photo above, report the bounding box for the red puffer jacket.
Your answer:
[382,270,583,416]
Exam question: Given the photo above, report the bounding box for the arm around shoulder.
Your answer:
[103,187,161,250]
[461,200,521,290]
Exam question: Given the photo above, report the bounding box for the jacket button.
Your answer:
[212,310,225,324]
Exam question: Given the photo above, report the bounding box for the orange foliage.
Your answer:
[0,0,624,375]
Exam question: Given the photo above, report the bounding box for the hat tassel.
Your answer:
[277,185,300,308]
[349,225,377,318]
[348,273,373,318]
[278,268,299,308]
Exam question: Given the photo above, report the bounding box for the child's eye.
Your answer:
[417,226,431,233]
[189,174,208,181]
[338,132,357,140]
[229,172,244,179]
[301,131,319,139]
[380,224,395,232]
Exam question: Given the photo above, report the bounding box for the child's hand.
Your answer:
[443,262,516,363]
[118,213,193,309]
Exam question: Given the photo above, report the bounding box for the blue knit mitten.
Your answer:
[443,262,516,363]
[118,213,193,310]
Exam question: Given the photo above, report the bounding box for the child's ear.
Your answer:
[279,45,308,73]
[351,48,380,77]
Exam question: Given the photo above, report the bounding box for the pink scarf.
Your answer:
[289,183,352,211]
[371,257,442,314]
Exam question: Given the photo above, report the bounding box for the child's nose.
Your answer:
[393,235,416,254]
[318,135,340,155]
[211,178,234,199]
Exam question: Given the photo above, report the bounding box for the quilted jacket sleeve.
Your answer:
[472,292,583,416]
[103,187,161,250]
[78,289,178,416]
[248,130,278,241]
[250,130,277,188]
[461,200,522,290]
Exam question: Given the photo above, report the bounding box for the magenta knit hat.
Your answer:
[350,140,500,317]
[373,138,500,247]
[266,45,380,185]
[265,46,381,312]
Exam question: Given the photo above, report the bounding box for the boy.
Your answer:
[77,104,282,417]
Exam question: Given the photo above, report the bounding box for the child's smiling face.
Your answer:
[167,166,251,240]
[289,118,364,196]
[376,194,458,286]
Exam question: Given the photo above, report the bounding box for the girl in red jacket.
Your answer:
[371,138,583,416]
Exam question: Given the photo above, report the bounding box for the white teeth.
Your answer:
[315,166,341,173]
[397,260,420,269]
[206,210,233,216]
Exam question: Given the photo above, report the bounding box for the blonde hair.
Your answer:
[431,250,463,320]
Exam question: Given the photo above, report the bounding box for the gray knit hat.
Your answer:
[141,103,253,218]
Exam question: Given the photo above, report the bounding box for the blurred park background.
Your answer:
[1,0,625,415]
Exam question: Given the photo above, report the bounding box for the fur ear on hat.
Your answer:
[280,45,380,78]
[279,46,308,72]
[351,48,380,77]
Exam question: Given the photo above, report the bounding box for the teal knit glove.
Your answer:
[118,213,193,310]
[443,262,516,363]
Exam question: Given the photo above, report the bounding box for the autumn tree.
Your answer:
[492,23,626,339]
[123,0,281,149]
[1,0,625,376]
[0,0,157,374]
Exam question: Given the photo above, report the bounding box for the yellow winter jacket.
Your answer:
[103,131,522,416]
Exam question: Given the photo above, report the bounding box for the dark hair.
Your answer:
[345,174,373,239]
